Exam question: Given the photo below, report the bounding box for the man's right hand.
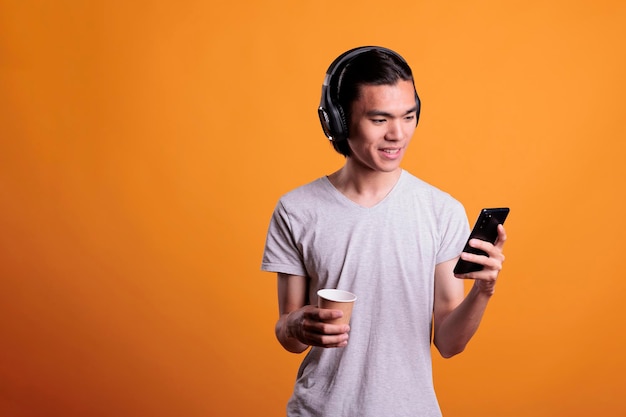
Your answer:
[284,305,350,349]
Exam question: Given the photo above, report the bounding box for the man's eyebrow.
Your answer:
[366,106,418,117]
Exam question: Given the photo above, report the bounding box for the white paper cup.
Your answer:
[317,289,357,325]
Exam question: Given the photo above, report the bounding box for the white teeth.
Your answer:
[383,149,399,154]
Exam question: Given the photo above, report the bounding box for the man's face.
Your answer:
[347,80,418,173]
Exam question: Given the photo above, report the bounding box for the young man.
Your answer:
[261,46,507,416]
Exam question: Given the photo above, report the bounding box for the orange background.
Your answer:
[1,1,625,416]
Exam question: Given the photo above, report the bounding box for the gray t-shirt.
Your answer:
[262,170,469,417]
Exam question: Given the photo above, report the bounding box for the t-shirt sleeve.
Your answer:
[436,198,470,265]
[261,200,308,276]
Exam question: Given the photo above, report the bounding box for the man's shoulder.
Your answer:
[400,170,457,201]
[277,176,330,206]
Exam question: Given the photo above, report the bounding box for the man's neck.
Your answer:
[327,163,402,208]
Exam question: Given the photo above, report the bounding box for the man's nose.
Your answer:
[385,120,404,141]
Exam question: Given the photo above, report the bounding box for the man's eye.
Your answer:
[372,119,386,124]
[404,115,415,121]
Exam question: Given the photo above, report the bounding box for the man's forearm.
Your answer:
[275,313,310,354]
[434,283,492,358]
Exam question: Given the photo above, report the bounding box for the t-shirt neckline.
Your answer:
[321,169,406,210]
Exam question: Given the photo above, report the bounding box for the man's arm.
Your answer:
[433,225,507,358]
[275,273,351,353]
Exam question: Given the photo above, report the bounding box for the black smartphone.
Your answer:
[453,207,510,274]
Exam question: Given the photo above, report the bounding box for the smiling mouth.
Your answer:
[382,148,400,154]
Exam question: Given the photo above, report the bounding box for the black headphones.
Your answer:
[318,46,421,142]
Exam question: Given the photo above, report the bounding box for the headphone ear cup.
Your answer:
[414,91,421,127]
[319,88,348,141]
[334,103,348,141]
